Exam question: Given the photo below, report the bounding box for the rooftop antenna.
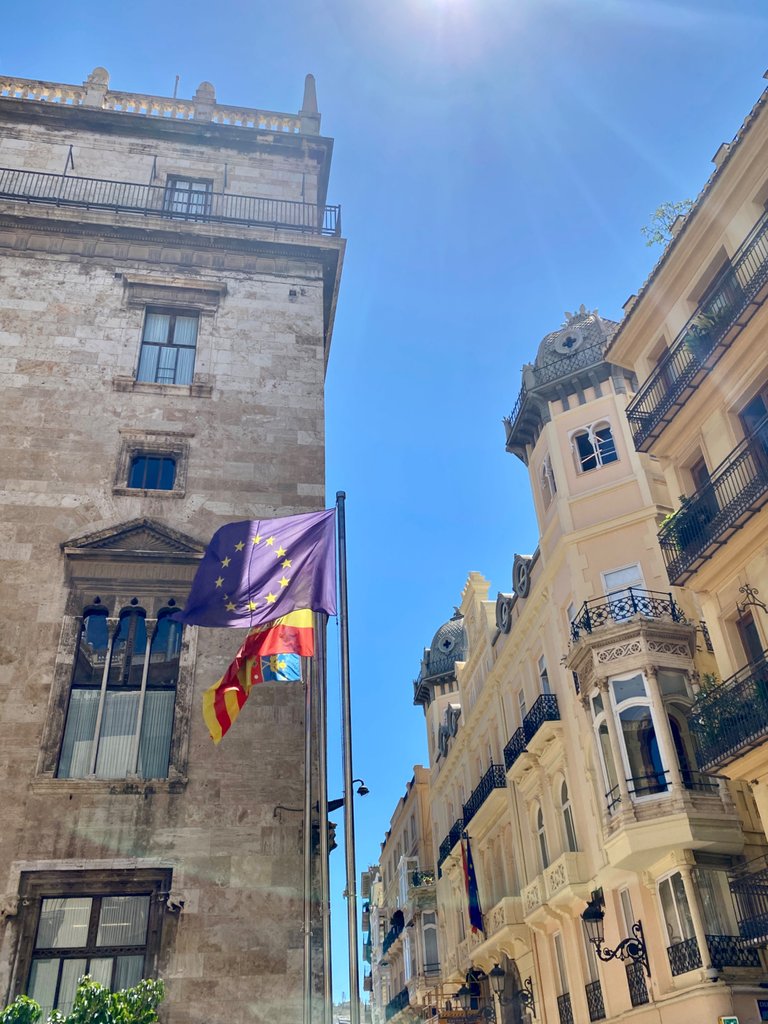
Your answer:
[172,75,180,99]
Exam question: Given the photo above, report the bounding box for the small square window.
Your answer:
[128,454,176,490]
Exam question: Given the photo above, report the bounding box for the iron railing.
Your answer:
[680,768,719,792]
[626,211,768,451]
[463,764,507,825]
[658,418,768,585]
[556,993,574,1024]
[504,727,527,771]
[382,920,404,956]
[523,694,561,741]
[385,987,410,1021]
[585,980,606,1022]
[688,652,768,770]
[667,936,702,975]
[571,587,681,642]
[729,854,768,946]
[625,961,649,1006]
[411,870,435,888]
[706,933,760,968]
[0,166,342,236]
[437,817,465,871]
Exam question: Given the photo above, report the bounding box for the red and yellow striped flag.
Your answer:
[202,609,314,743]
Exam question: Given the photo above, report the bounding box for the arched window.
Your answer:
[560,780,578,852]
[572,422,619,473]
[535,805,549,869]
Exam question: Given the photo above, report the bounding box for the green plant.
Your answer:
[641,199,693,247]
[1,978,164,1024]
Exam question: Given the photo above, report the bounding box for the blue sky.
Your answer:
[5,0,768,1004]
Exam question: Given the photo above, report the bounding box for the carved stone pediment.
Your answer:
[62,518,205,563]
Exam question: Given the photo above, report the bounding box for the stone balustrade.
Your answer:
[0,67,318,134]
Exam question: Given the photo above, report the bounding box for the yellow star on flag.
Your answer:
[221,557,231,568]
[235,541,245,552]
[225,601,236,612]
[279,576,290,588]
[215,576,224,588]
[252,534,261,545]
[275,546,286,558]
[248,600,258,611]
[266,536,275,546]
[282,558,292,568]
[265,592,277,604]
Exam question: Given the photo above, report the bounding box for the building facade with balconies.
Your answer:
[606,72,768,955]
[410,308,766,1023]
[0,66,344,1024]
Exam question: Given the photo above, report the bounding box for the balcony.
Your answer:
[385,987,410,1021]
[0,166,342,236]
[625,962,649,1007]
[585,980,606,1022]
[571,587,683,642]
[688,653,768,771]
[462,763,507,827]
[625,211,768,452]
[503,696,561,774]
[382,918,404,956]
[666,934,760,975]
[730,854,768,945]
[503,727,527,771]
[437,817,465,872]
[658,419,768,585]
[556,992,574,1024]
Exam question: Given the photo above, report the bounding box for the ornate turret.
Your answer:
[413,610,467,707]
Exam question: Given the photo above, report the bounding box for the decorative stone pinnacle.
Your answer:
[301,73,318,114]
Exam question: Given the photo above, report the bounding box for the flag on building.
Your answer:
[172,508,336,629]
[462,833,484,934]
[202,610,313,743]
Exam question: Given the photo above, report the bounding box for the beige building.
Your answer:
[607,75,768,956]
[398,306,767,1024]
[362,767,440,1024]
[0,67,344,1023]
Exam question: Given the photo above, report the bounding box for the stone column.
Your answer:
[644,665,685,792]
[597,678,632,811]
[678,862,712,969]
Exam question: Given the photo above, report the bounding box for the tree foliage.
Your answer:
[641,199,694,247]
[1,978,164,1024]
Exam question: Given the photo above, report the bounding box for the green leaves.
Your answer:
[1,978,165,1024]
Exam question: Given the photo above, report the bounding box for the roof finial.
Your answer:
[301,73,318,114]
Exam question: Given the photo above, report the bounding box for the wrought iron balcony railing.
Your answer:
[688,652,768,771]
[570,587,682,642]
[524,694,560,741]
[385,987,410,1021]
[382,919,404,956]
[504,727,527,771]
[730,854,768,946]
[658,418,768,585]
[0,166,342,236]
[667,933,760,974]
[437,816,465,872]
[625,961,649,1006]
[556,992,574,1024]
[585,980,606,1022]
[626,211,768,451]
[462,763,507,825]
[667,936,702,975]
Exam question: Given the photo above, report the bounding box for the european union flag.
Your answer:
[173,508,336,629]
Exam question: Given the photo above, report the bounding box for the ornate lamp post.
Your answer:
[488,964,536,1017]
[581,892,651,977]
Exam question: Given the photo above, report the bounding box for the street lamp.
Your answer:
[455,978,496,1022]
[323,778,370,813]
[488,963,536,1017]
[581,891,651,977]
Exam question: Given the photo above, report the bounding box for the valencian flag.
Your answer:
[462,833,484,934]
[202,609,314,743]
[172,508,336,629]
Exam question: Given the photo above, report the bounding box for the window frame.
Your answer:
[128,453,177,492]
[162,176,214,220]
[571,420,620,474]
[113,434,190,499]
[11,868,171,1007]
[135,307,200,388]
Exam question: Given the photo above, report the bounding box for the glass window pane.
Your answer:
[576,432,597,471]
[138,689,175,779]
[114,955,144,990]
[97,895,149,947]
[612,675,647,704]
[620,706,667,793]
[28,959,59,1017]
[95,691,140,778]
[174,346,195,385]
[671,872,695,940]
[603,565,643,593]
[596,427,618,464]
[172,316,198,347]
[592,693,604,717]
[36,898,92,949]
[136,343,160,383]
[73,612,109,686]
[659,670,689,697]
[695,870,737,933]
[58,690,99,779]
[155,345,178,385]
[88,957,113,988]
[58,958,87,1015]
[142,313,170,344]
[658,877,679,943]
[598,721,619,792]
[158,457,176,489]
[129,456,148,488]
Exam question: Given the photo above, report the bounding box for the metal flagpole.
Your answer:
[315,611,333,1024]
[303,650,313,1024]
[336,491,360,1024]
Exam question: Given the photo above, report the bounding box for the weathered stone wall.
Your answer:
[0,92,342,1024]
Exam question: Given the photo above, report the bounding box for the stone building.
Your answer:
[607,71,768,960]
[395,306,767,1024]
[0,66,344,1024]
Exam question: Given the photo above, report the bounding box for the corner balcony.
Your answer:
[626,211,768,452]
[689,653,768,772]
[658,418,768,585]
[729,854,768,946]
[504,695,561,775]
[666,933,760,975]
[570,587,684,642]
[0,166,342,236]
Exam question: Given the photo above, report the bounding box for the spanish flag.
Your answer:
[202,609,314,743]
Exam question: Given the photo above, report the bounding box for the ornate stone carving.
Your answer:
[596,640,643,662]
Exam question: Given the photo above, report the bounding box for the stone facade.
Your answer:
[0,67,344,1024]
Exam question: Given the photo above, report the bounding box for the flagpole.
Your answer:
[303,648,313,1024]
[336,491,360,1024]
[315,611,333,1024]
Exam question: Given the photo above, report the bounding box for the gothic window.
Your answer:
[572,422,619,473]
[136,309,199,386]
[57,603,181,780]
[560,780,578,853]
[12,868,171,1017]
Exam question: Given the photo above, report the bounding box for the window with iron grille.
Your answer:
[136,309,199,386]
[128,454,177,491]
[13,869,170,1019]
